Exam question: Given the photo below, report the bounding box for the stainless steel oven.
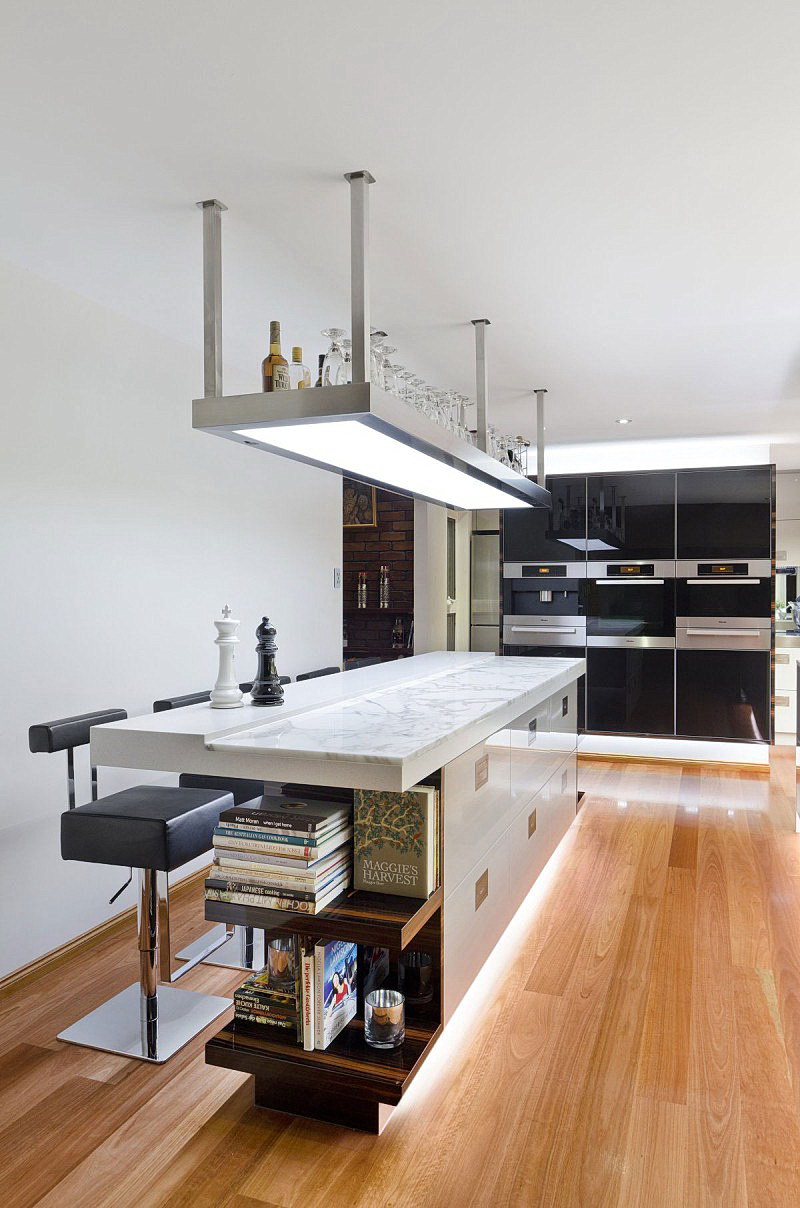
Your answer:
[675,558,772,742]
[585,560,676,736]
[502,562,586,729]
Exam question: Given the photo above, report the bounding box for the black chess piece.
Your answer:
[250,617,284,707]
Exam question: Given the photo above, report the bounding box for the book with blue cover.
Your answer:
[313,938,357,1050]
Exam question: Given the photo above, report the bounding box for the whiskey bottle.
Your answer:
[262,321,291,392]
[392,617,404,649]
[289,346,312,389]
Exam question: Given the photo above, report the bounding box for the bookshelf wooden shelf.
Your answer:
[205,885,443,950]
[343,607,413,616]
[206,1012,441,1130]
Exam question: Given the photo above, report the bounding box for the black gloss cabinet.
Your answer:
[586,472,676,561]
[503,476,587,562]
[586,647,675,736]
[676,466,773,559]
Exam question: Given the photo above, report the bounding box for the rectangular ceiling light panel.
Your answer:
[235,420,532,509]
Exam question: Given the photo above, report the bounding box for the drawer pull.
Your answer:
[528,808,537,838]
[776,653,791,665]
[776,695,791,707]
[474,753,489,791]
[562,695,569,717]
[475,869,489,911]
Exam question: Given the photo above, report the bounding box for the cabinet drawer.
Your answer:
[774,689,797,735]
[548,682,578,753]
[775,649,800,690]
[443,832,510,1022]
[507,698,564,811]
[443,731,512,895]
[508,755,578,914]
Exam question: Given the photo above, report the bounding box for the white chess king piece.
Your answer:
[210,604,244,709]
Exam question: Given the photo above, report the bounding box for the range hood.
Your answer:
[191,177,551,511]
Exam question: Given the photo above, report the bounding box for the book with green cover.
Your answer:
[353,784,439,899]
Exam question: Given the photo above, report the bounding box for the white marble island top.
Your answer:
[92,651,584,792]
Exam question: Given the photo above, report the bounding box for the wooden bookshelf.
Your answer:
[204,886,442,950]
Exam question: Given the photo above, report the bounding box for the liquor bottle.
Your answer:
[392,617,404,649]
[379,565,390,609]
[289,346,312,389]
[262,321,291,392]
[315,353,325,387]
[358,571,367,609]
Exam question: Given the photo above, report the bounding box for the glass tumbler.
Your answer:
[364,989,405,1049]
[267,937,296,993]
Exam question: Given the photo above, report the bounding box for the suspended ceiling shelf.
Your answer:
[193,382,551,511]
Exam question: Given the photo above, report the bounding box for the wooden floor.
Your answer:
[3,752,800,1207]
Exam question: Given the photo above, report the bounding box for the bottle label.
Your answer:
[272,365,291,390]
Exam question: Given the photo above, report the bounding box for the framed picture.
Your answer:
[343,478,377,528]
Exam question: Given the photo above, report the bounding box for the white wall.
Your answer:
[413,502,448,652]
[0,258,342,979]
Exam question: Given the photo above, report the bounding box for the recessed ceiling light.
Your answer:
[616,417,632,425]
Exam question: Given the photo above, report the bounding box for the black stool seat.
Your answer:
[61,785,232,872]
[178,772,265,805]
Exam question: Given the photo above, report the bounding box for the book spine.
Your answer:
[212,835,318,858]
[219,815,344,840]
[214,828,326,852]
[214,859,347,890]
[233,994,297,1018]
[206,877,317,902]
[302,949,315,1052]
[220,811,318,833]
[314,943,323,1050]
[234,1011,297,1030]
[204,888,317,913]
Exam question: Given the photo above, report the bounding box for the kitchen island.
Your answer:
[92,651,584,1132]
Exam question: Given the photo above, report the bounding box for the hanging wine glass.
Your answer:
[340,338,353,384]
[379,346,398,393]
[370,330,388,386]
[321,328,347,387]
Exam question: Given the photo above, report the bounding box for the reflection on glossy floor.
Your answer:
[2,751,799,1207]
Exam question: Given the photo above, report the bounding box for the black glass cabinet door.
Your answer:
[676,466,772,559]
[503,476,587,562]
[586,472,676,561]
[675,650,770,742]
[586,647,674,736]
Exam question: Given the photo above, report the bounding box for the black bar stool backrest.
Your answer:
[295,666,341,682]
[29,708,128,753]
[346,656,382,670]
[29,708,128,809]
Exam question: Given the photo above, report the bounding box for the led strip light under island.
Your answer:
[90,651,583,1133]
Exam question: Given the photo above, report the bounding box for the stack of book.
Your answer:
[234,962,301,1034]
[205,796,353,914]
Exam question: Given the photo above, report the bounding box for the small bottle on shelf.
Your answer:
[289,346,312,389]
[262,321,291,392]
[379,565,390,609]
[392,617,404,649]
[358,571,367,609]
[315,353,325,387]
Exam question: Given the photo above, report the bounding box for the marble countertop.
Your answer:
[91,651,584,791]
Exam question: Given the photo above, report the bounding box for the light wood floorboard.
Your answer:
[2,750,800,1206]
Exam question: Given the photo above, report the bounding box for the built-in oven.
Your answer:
[503,562,586,729]
[675,559,772,742]
[585,560,676,736]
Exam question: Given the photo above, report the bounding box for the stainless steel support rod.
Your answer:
[472,319,491,453]
[344,171,375,385]
[138,869,159,1059]
[196,199,227,398]
[535,387,548,485]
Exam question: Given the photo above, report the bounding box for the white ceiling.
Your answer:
[4,0,800,449]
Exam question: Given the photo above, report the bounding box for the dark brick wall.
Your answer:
[343,486,414,657]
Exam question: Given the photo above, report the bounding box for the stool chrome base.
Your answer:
[57,982,231,1064]
[176,924,265,971]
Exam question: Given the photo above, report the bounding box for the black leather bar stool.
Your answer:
[295,666,341,681]
[29,710,234,1063]
[345,656,382,670]
[152,688,284,973]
